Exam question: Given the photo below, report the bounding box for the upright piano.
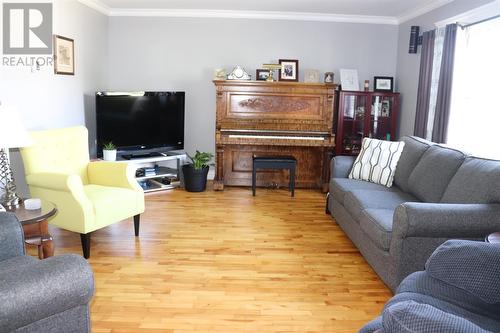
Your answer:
[213,80,336,192]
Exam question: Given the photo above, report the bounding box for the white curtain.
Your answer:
[447,18,500,159]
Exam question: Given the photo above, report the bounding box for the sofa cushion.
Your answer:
[397,271,500,322]
[407,145,466,203]
[382,300,490,333]
[359,209,394,251]
[0,256,37,272]
[441,157,500,204]
[84,185,143,230]
[348,138,406,187]
[425,240,500,304]
[344,189,419,222]
[359,317,383,333]
[388,292,500,330]
[394,136,433,193]
[330,178,391,206]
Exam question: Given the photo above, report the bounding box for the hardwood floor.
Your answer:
[29,186,391,332]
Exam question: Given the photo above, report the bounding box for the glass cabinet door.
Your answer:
[341,94,367,155]
[336,91,399,156]
[370,94,395,141]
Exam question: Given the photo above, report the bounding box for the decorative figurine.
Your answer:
[324,72,334,83]
[227,66,251,80]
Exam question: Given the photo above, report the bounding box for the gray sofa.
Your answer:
[360,240,500,333]
[0,212,94,332]
[327,136,500,291]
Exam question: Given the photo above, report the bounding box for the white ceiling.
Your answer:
[79,0,456,24]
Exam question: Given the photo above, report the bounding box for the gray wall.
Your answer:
[0,1,108,196]
[4,1,492,198]
[395,0,496,137]
[107,18,398,155]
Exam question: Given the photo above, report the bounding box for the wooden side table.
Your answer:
[7,200,57,259]
[486,232,500,244]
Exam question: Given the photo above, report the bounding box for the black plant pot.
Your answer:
[182,165,209,192]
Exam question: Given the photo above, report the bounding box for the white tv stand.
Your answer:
[116,151,187,193]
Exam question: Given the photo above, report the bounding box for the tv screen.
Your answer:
[96,91,185,157]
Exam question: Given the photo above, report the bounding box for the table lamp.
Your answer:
[0,106,32,208]
[262,64,283,82]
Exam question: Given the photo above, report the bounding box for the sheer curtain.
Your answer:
[425,27,446,140]
[431,24,457,143]
[447,18,500,159]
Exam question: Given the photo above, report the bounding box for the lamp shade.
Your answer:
[0,106,32,148]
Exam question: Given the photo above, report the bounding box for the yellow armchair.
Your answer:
[20,126,145,258]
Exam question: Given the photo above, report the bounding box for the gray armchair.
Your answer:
[0,212,94,332]
[360,240,500,333]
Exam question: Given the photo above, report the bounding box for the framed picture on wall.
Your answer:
[53,35,74,75]
[374,76,394,92]
[278,59,299,82]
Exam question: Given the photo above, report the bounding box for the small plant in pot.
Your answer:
[183,150,214,192]
[102,142,117,161]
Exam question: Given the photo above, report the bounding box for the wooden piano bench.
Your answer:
[252,155,296,197]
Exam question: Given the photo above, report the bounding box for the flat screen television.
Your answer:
[96,91,185,158]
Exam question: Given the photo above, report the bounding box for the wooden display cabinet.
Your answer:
[335,90,399,156]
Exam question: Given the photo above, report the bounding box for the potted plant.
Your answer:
[102,142,117,161]
[182,150,214,192]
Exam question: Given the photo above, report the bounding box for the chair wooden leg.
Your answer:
[37,244,44,260]
[80,233,91,259]
[134,214,140,237]
[252,162,257,197]
[290,166,295,197]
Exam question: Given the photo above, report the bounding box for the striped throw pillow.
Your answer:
[348,138,405,187]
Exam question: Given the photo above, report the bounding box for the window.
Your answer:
[447,18,500,159]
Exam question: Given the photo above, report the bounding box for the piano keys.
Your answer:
[223,129,328,144]
[213,80,336,191]
[227,134,326,141]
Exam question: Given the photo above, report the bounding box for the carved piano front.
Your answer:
[214,80,336,191]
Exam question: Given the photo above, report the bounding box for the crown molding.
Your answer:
[434,0,500,27]
[397,0,455,24]
[78,0,456,25]
[76,0,398,24]
[78,0,110,16]
[107,9,399,24]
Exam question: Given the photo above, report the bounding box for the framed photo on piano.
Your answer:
[279,59,299,82]
[256,69,270,81]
